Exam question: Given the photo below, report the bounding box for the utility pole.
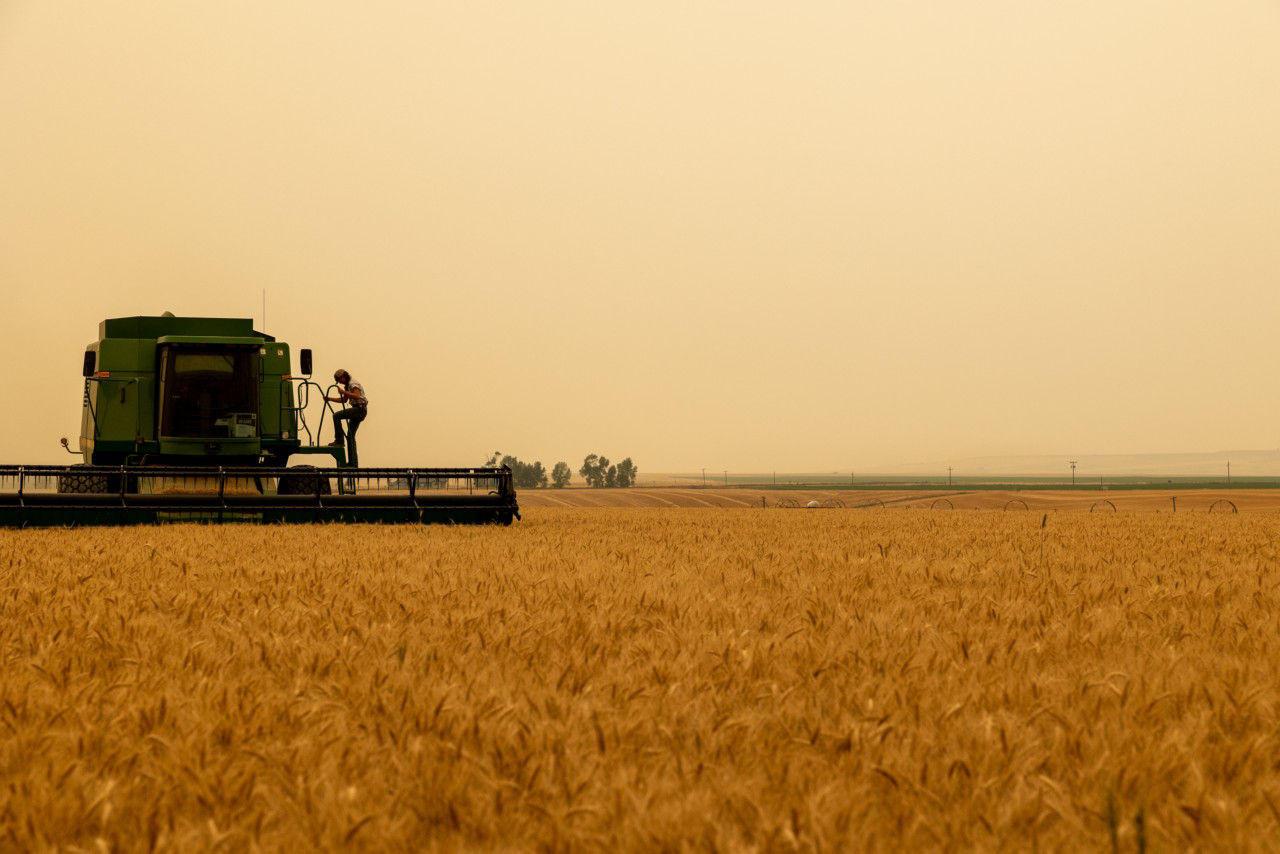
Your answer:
[947,466,952,487]
[702,467,706,488]
[723,470,728,486]
[1227,460,1231,487]
[1069,460,1078,486]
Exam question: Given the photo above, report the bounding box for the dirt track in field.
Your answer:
[518,487,1279,512]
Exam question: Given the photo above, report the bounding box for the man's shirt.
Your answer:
[347,380,368,409]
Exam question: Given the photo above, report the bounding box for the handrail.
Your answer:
[320,383,345,448]
[282,379,349,450]
[283,378,327,445]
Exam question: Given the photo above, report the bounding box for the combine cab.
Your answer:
[0,314,519,527]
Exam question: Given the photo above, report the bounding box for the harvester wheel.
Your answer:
[278,466,332,496]
[56,467,109,494]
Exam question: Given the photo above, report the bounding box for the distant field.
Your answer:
[3,509,1279,849]
[645,473,1279,490]
[521,487,1280,512]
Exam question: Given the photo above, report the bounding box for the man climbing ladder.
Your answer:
[326,368,368,465]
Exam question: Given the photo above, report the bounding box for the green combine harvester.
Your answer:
[0,314,519,527]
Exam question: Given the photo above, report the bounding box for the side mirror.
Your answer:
[299,348,312,376]
[82,351,96,378]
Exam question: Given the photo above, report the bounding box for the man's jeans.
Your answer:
[333,407,367,464]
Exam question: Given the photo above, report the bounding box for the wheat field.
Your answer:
[2,509,1278,850]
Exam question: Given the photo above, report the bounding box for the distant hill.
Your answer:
[869,450,1280,478]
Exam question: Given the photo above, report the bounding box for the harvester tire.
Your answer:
[57,469,110,494]
[278,466,332,496]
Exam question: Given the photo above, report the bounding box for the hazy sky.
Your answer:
[3,2,1279,472]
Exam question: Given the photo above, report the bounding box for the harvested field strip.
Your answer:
[516,487,1280,512]
[532,492,576,508]
[661,490,719,508]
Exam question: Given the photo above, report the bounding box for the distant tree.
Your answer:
[500,454,548,489]
[579,454,599,486]
[615,458,638,487]
[551,462,572,488]
[485,451,548,488]
[578,454,637,487]
[579,454,611,488]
